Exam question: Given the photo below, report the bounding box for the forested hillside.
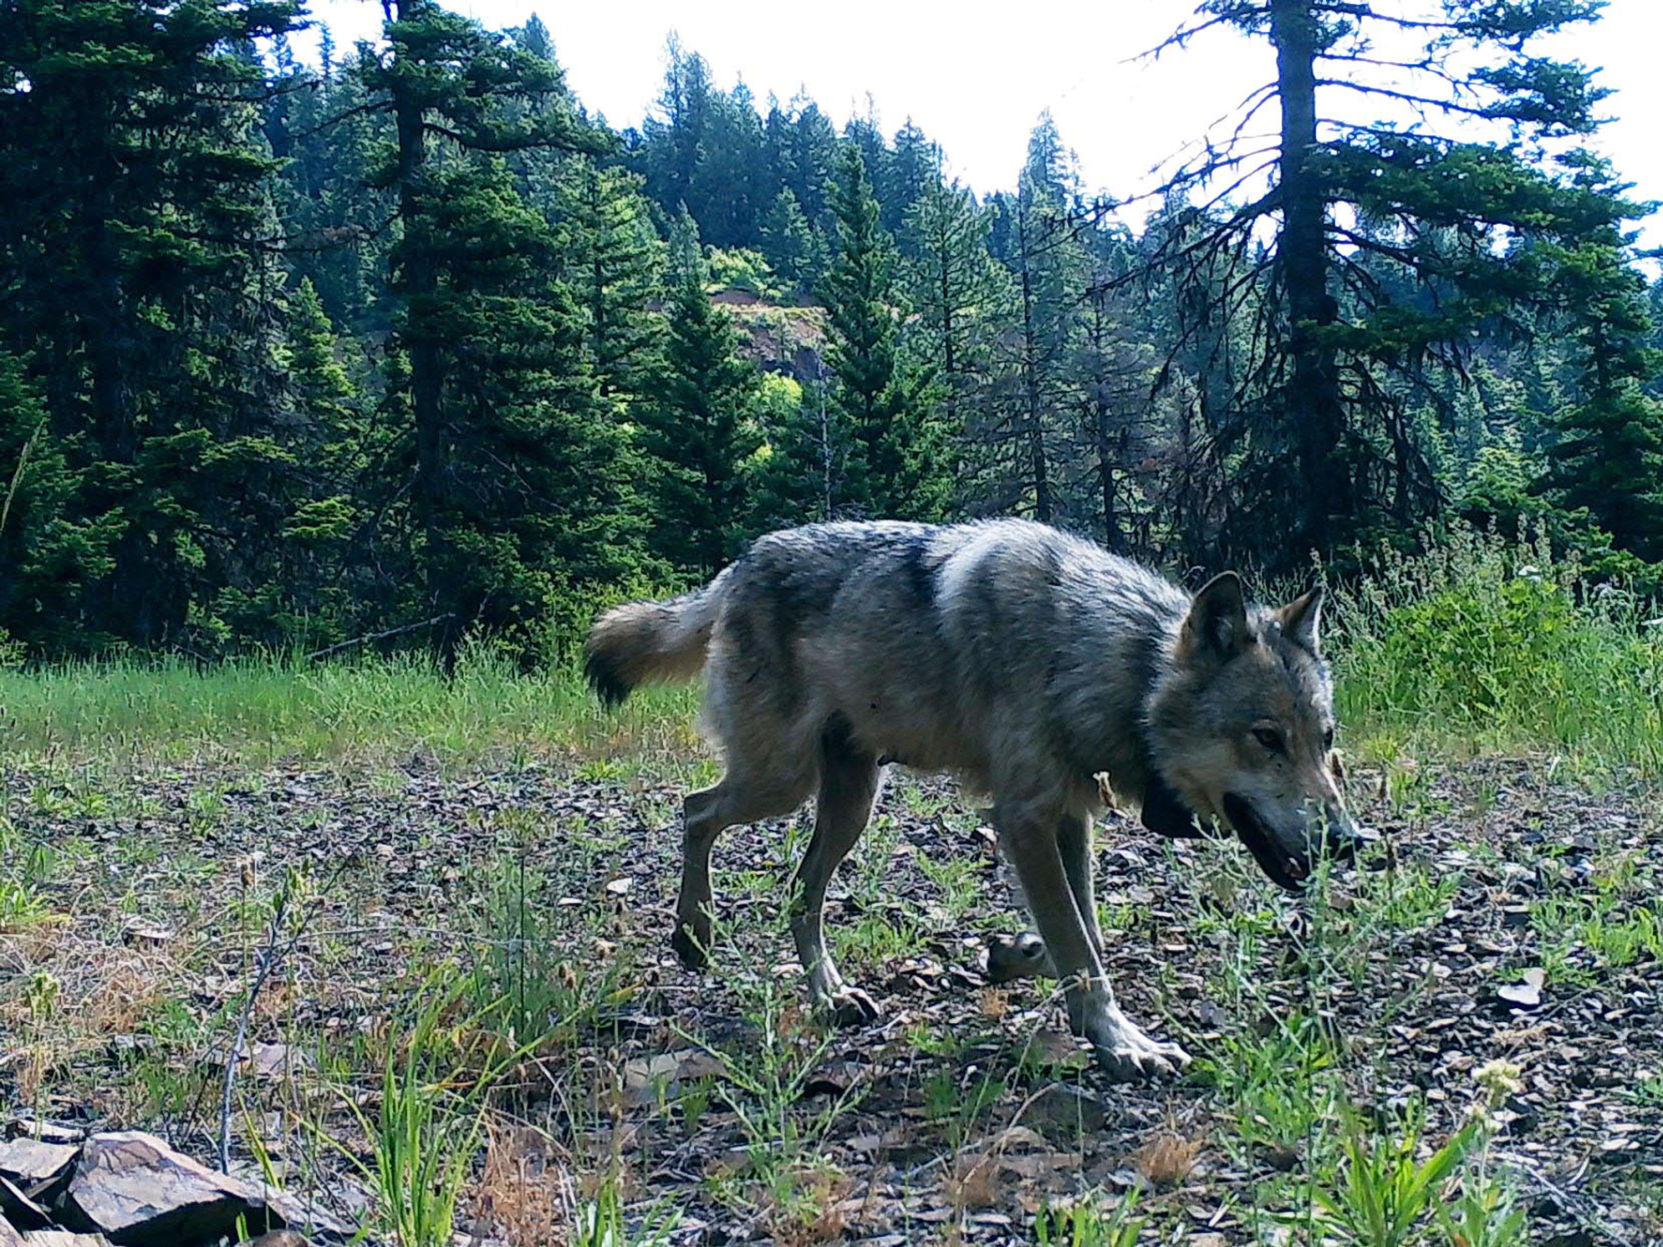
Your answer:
[3,0,1661,662]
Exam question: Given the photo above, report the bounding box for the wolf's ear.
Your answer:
[1180,571,1250,665]
[1277,586,1324,653]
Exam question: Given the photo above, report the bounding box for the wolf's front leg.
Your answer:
[997,801,1190,1081]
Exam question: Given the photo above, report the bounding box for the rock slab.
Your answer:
[58,1132,278,1246]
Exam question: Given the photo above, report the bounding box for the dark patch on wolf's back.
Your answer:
[894,529,938,611]
[735,525,938,710]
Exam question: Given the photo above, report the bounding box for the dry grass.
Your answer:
[1131,1125,1203,1187]
[473,1124,572,1246]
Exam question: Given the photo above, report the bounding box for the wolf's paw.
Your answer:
[985,932,1056,982]
[818,986,882,1028]
[1087,1015,1191,1082]
[671,920,710,971]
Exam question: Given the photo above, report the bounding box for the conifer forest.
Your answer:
[2,0,1661,661]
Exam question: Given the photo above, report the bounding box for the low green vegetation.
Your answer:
[1336,527,1663,779]
[0,648,699,767]
[3,527,1656,781]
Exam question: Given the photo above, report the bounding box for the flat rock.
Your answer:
[0,1139,79,1188]
[59,1131,281,1246]
[2,1174,54,1229]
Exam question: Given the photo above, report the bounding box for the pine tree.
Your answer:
[552,157,666,404]
[903,175,1002,465]
[821,146,943,521]
[1159,0,1645,566]
[0,351,122,652]
[886,120,940,251]
[750,373,849,531]
[1540,224,1663,561]
[984,116,1088,524]
[761,188,823,296]
[359,0,633,658]
[639,257,764,572]
[0,0,304,650]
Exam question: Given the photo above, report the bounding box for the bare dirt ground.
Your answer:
[2,752,1660,1245]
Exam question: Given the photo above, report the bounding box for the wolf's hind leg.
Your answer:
[790,729,881,1027]
[998,800,1189,1081]
[673,773,808,970]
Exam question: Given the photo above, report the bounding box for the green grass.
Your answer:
[0,649,701,767]
[1,524,1658,779]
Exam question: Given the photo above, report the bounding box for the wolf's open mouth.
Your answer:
[1223,794,1307,891]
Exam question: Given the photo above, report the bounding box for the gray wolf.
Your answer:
[586,519,1361,1079]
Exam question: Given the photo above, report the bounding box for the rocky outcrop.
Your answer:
[0,1130,347,1247]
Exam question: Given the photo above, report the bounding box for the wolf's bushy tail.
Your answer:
[584,571,729,707]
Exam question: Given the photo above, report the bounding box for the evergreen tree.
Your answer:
[886,120,940,251]
[359,0,632,658]
[639,256,764,572]
[761,188,823,296]
[1159,0,1646,567]
[1540,224,1663,561]
[903,175,1002,467]
[750,372,855,534]
[821,147,943,521]
[552,157,666,404]
[982,116,1088,523]
[0,0,304,650]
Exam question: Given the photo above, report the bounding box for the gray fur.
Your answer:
[587,519,1360,1080]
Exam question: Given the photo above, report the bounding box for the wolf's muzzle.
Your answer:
[1222,797,1369,891]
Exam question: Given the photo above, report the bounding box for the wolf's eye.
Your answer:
[1323,726,1335,751]
[1252,726,1285,754]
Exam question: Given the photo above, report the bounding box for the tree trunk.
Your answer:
[391,0,455,660]
[1270,0,1347,562]
[1017,205,1051,523]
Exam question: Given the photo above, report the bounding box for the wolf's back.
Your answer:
[585,572,730,707]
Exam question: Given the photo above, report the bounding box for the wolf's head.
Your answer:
[1144,573,1363,890]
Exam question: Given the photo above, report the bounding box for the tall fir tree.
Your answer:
[551,157,666,405]
[1539,212,1663,561]
[760,188,823,296]
[359,0,635,658]
[0,0,304,651]
[639,252,764,573]
[821,147,943,521]
[1159,0,1647,567]
[904,174,1003,484]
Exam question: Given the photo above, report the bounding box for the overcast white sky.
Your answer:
[297,0,1663,245]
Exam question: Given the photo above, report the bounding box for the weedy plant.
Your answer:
[322,968,530,1247]
[1304,1107,1473,1247]
[0,816,54,927]
[1032,1188,1142,1247]
[465,842,625,1048]
[678,971,861,1233]
[571,1171,680,1247]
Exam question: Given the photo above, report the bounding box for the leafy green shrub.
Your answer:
[1378,574,1580,717]
[1335,525,1663,775]
[704,247,780,298]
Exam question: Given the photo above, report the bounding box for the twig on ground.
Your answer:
[219,875,309,1174]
